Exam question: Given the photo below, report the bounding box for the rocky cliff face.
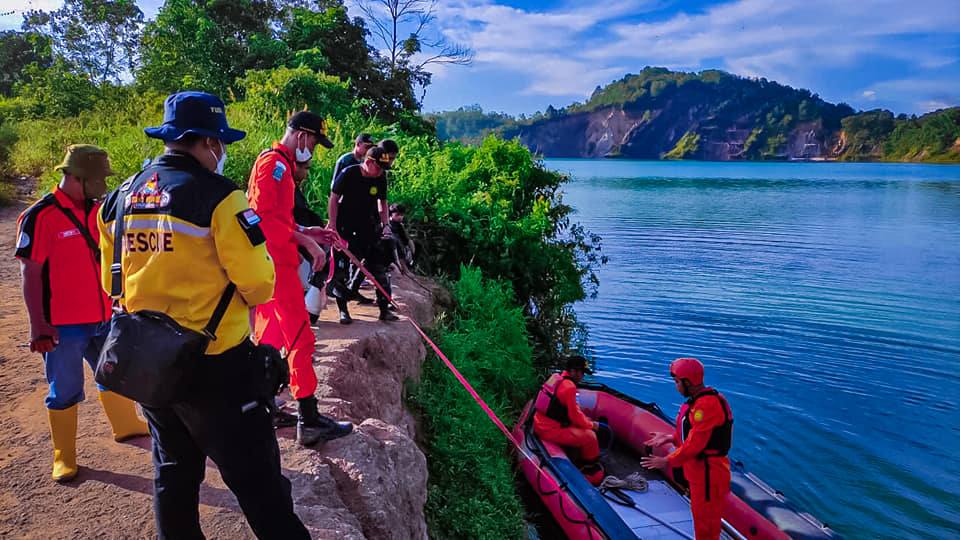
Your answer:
[513,106,844,160]
[504,70,853,161]
[277,273,443,540]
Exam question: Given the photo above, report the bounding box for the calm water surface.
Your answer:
[548,159,960,540]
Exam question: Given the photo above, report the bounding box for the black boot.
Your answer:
[296,396,353,447]
[348,290,375,305]
[379,305,399,322]
[336,296,352,325]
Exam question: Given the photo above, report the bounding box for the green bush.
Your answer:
[883,107,960,162]
[409,266,537,540]
[0,123,17,174]
[664,131,700,159]
[10,91,164,189]
[384,136,601,366]
[239,66,352,121]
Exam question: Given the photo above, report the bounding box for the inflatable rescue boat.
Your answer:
[514,381,838,539]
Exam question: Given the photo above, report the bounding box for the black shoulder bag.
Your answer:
[95,178,236,407]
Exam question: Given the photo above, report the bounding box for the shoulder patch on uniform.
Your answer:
[272,161,287,181]
[236,209,266,246]
[16,232,30,249]
[693,409,704,422]
[239,208,261,226]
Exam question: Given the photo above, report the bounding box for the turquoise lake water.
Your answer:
[548,159,960,539]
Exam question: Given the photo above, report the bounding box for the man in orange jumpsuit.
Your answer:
[532,355,604,485]
[642,358,734,540]
[248,111,352,447]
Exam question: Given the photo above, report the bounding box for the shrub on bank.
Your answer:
[410,266,537,539]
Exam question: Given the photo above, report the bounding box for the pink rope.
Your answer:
[336,245,602,538]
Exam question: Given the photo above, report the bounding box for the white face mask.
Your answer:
[209,140,227,174]
[295,133,312,162]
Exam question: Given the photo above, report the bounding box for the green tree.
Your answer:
[427,105,516,143]
[15,59,99,117]
[0,30,52,97]
[355,0,472,106]
[281,4,412,117]
[840,109,896,160]
[22,0,144,85]
[138,0,289,98]
[239,66,351,120]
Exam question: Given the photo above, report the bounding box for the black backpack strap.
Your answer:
[52,199,101,261]
[110,176,136,298]
[201,283,236,340]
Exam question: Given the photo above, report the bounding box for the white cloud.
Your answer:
[862,90,877,100]
[434,0,658,98]
[589,0,960,77]
[0,0,62,29]
[428,0,960,111]
[918,99,952,111]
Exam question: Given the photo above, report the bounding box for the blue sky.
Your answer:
[4,0,959,116]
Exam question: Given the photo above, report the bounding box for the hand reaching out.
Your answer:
[645,432,673,448]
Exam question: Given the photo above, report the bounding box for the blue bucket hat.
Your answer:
[144,91,246,144]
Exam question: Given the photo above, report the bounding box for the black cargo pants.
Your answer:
[330,227,392,309]
[141,340,309,540]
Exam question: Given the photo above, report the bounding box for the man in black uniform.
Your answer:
[330,133,375,189]
[327,146,398,324]
[97,92,309,539]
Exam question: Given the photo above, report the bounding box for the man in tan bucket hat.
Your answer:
[15,144,149,482]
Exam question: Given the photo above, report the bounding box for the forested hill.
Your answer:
[431,68,960,163]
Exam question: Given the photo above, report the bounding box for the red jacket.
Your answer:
[533,371,593,432]
[15,187,111,326]
[247,143,299,267]
[668,389,731,468]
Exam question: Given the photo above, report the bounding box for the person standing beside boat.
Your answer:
[532,355,605,485]
[642,357,734,540]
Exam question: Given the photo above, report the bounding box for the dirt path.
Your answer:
[0,187,434,539]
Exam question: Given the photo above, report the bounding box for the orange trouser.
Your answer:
[684,457,730,540]
[536,425,600,462]
[254,264,316,400]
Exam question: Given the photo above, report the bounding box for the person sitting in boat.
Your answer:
[641,357,734,540]
[533,355,605,486]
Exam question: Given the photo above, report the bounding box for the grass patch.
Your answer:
[409,266,539,539]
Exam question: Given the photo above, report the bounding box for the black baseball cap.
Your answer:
[379,139,400,154]
[565,355,594,374]
[356,133,375,145]
[288,111,333,149]
[365,146,393,168]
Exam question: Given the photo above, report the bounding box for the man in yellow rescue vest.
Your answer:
[98,92,309,538]
[532,355,604,485]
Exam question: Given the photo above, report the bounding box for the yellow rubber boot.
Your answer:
[47,405,78,482]
[98,391,149,442]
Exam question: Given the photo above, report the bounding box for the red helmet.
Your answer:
[670,357,704,386]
